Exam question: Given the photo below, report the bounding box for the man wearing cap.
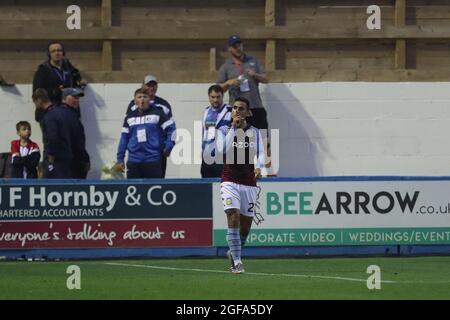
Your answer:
[217,35,269,131]
[217,35,273,174]
[125,75,175,178]
[61,88,90,179]
[32,88,83,178]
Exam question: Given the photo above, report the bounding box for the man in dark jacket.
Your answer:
[32,41,86,123]
[61,88,90,179]
[32,88,82,179]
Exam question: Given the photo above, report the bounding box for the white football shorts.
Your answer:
[220,181,258,217]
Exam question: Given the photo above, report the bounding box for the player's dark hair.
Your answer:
[16,121,31,132]
[32,88,50,102]
[234,96,250,110]
[134,88,150,97]
[208,84,224,95]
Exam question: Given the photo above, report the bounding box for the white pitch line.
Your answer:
[104,262,397,284]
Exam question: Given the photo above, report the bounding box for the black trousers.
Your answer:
[43,158,72,179]
[200,161,223,178]
[127,162,162,179]
[248,107,271,149]
[161,155,167,178]
[248,108,269,130]
[72,161,89,179]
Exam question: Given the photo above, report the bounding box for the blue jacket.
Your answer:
[202,104,231,157]
[127,97,174,148]
[117,106,176,164]
[41,104,83,161]
[126,96,173,118]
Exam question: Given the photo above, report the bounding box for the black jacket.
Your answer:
[41,104,84,162]
[32,59,82,122]
[65,104,90,164]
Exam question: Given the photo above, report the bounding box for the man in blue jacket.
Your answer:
[116,88,176,179]
[125,75,174,178]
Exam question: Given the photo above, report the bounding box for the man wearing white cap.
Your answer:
[126,75,174,177]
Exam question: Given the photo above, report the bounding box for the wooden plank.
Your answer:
[395,39,406,69]
[283,40,395,57]
[265,0,276,71]
[101,0,113,72]
[283,6,395,23]
[414,39,450,69]
[285,58,394,70]
[265,40,276,71]
[5,69,450,84]
[114,0,264,23]
[395,0,406,69]
[413,6,450,19]
[101,0,112,28]
[265,0,276,27]
[395,0,406,26]
[209,47,216,72]
[2,1,450,83]
[102,40,113,71]
[2,24,450,40]
[0,0,100,22]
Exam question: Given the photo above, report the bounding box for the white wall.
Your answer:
[1,82,450,178]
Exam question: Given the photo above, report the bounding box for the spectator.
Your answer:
[116,88,176,179]
[201,85,231,178]
[217,35,274,173]
[32,88,80,179]
[126,74,174,178]
[32,41,87,123]
[61,88,90,179]
[217,35,269,132]
[10,121,40,179]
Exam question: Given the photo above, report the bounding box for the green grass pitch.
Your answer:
[1,256,449,299]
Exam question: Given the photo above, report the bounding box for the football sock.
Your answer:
[226,227,242,265]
